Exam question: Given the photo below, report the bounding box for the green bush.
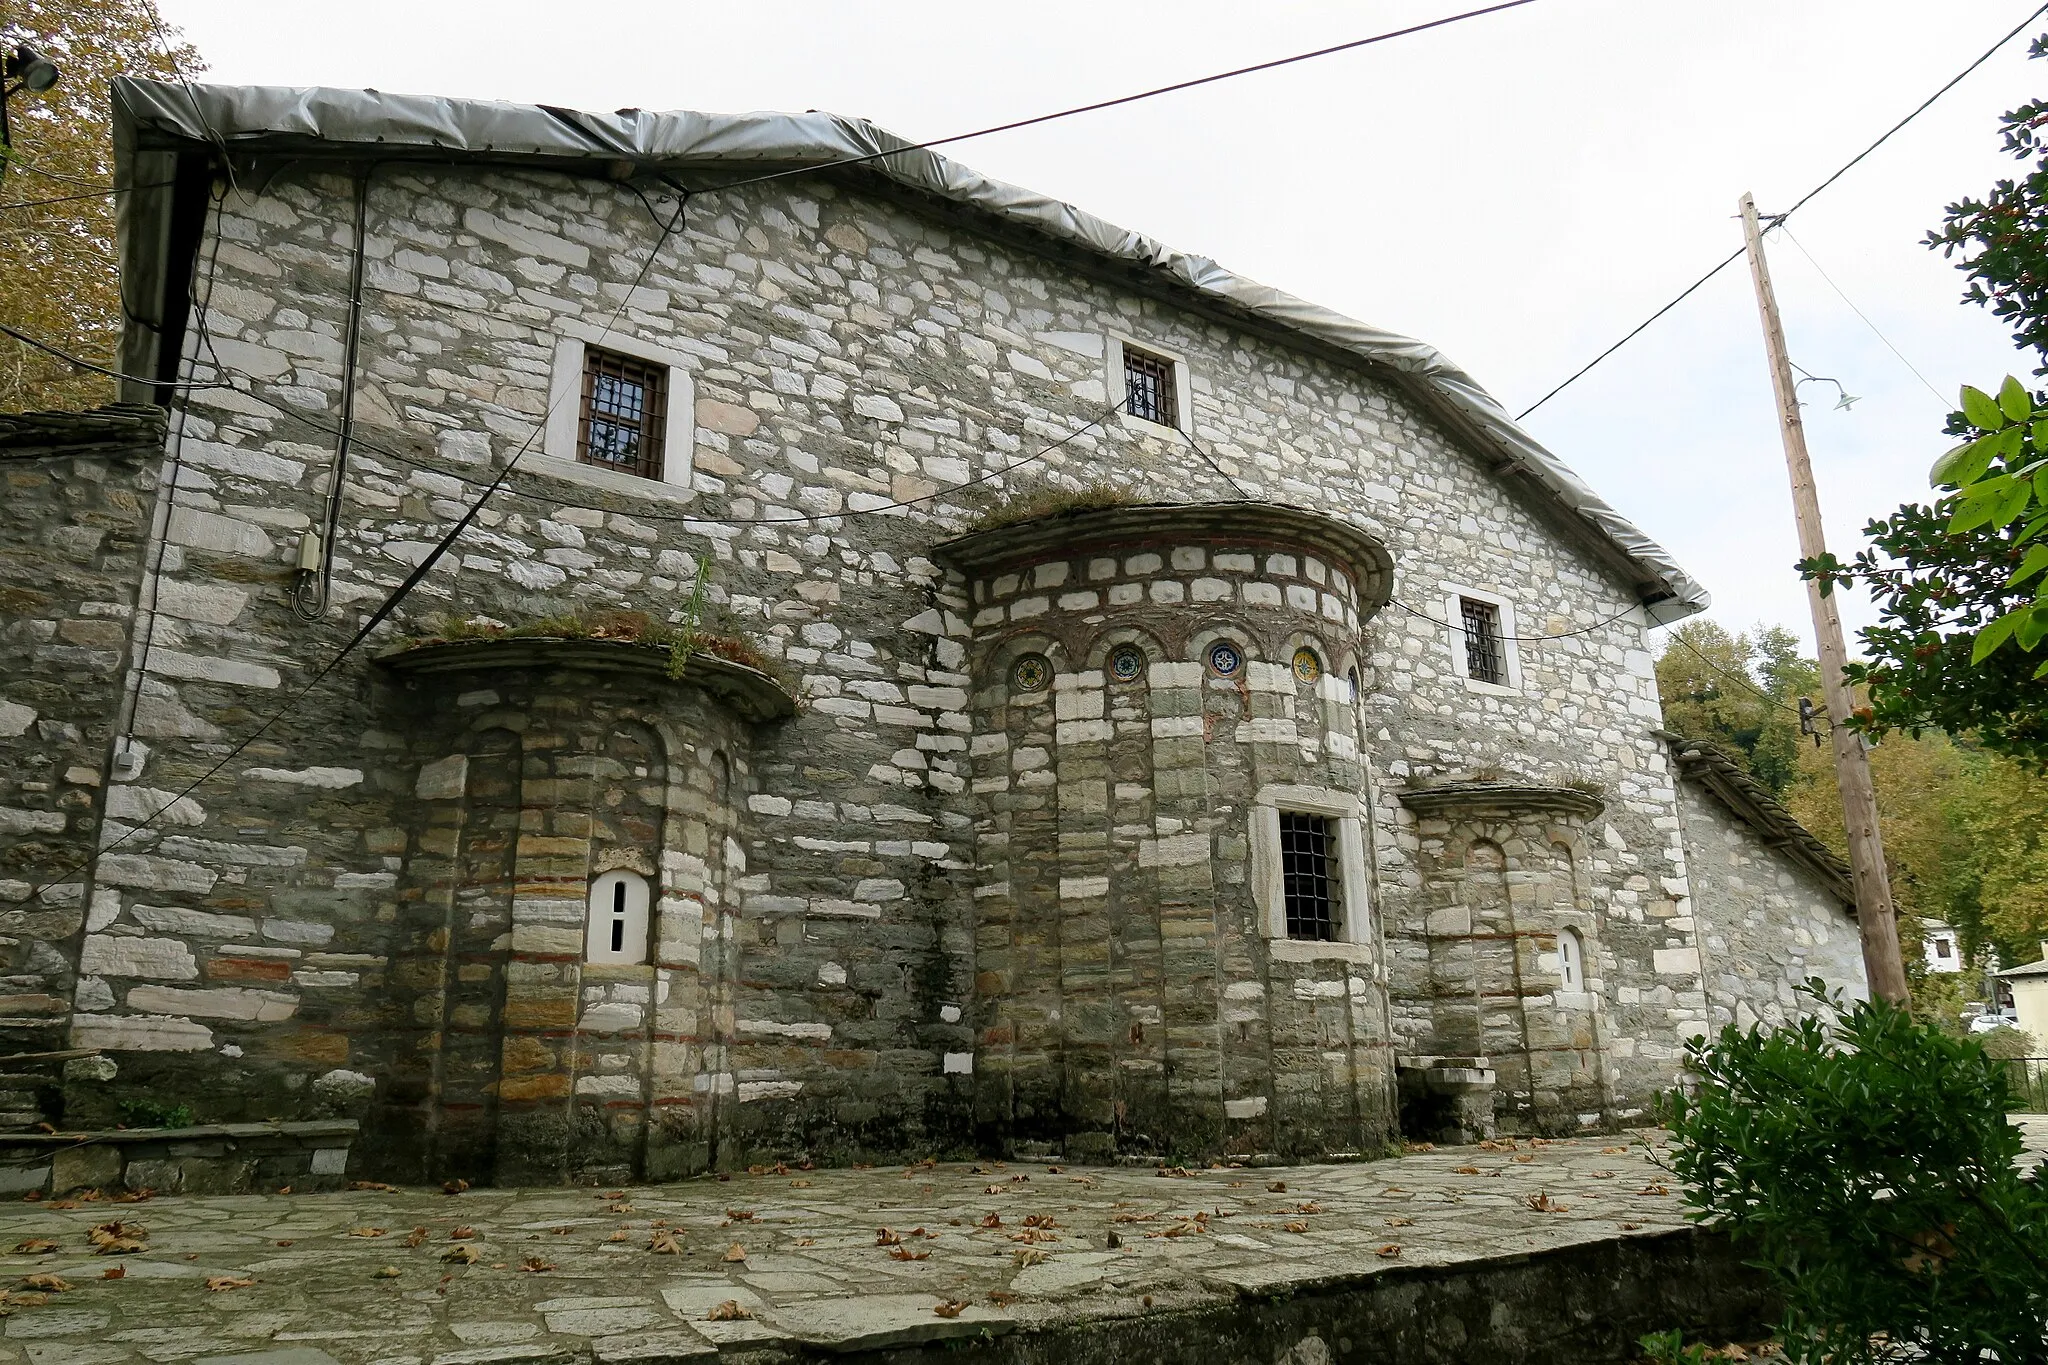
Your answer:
[1663,983,2048,1364]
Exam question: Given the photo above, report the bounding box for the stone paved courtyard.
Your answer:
[3,1123,2043,1364]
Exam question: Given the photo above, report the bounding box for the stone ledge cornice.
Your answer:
[1397,782,1606,821]
[934,500,1394,618]
[377,637,797,723]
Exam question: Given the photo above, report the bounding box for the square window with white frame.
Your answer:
[541,327,696,496]
[1123,345,1178,428]
[1105,333,1192,432]
[579,346,667,480]
[1279,811,1343,942]
[1443,584,1523,693]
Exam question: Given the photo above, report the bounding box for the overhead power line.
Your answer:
[1514,1,2048,422]
[1777,224,1949,409]
[708,1,1544,196]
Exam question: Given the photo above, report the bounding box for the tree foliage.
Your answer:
[1654,620,1818,799]
[1924,34,2048,376]
[1663,987,2048,1364]
[1799,36,2048,755]
[0,0,199,413]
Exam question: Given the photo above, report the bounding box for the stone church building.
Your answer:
[0,79,1865,1187]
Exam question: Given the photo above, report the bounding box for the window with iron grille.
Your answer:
[1460,596,1506,686]
[577,346,667,480]
[1279,812,1341,942]
[1122,345,1178,428]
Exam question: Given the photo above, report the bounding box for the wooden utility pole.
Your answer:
[1738,192,1909,1006]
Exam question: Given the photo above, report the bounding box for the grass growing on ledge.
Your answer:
[407,601,771,681]
[971,481,1138,533]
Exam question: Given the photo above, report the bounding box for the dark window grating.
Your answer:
[1279,812,1341,942]
[1460,596,1506,685]
[1123,346,1178,427]
[578,347,667,480]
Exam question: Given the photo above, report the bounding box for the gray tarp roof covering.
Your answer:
[110,77,1707,623]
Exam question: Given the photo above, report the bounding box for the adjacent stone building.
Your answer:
[0,79,1865,1186]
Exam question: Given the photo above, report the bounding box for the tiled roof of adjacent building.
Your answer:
[1661,731,1856,912]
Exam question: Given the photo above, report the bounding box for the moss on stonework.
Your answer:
[404,608,774,679]
[970,481,1137,532]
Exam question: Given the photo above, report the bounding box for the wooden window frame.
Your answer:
[576,346,668,481]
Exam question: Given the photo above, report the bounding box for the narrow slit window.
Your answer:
[1278,812,1341,942]
[1122,345,1178,428]
[578,347,667,480]
[1559,927,1584,991]
[1460,596,1506,685]
[585,869,651,965]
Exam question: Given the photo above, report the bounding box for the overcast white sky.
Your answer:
[160,0,2048,654]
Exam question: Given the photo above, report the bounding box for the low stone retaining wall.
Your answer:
[837,1226,1772,1365]
[0,1118,356,1195]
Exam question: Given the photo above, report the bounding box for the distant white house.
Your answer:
[1923,920,1964,974]
[1997,945,2048,1047]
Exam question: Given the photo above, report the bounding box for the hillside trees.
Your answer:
[0,0,199,412]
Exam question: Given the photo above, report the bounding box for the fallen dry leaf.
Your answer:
[1638,1183,1671,1197]
[876,1227,903,1246]
[706,1300,752,1321]
[373,1266,402,1279]
[518,1257,554,1273]
[978,1212,1002,1229]
[1023,1214,1058,1229]
[276,1240,294,1248]
[988,1290,1017,1306]
[1376,1244,1402,1258]
[442,1179,469,1195]
[349,1181,399,1192]
[1600,1146,1630,1155]
[449,1226,476,1240]
[983,1184,1004,1195]
[1620,1222,1642,1231]
[12,1240,57,1255]
[1511,1153,1535,1164]
[20,1274,70,1293]
[790,1179,812,1188]
[441,1246,480,1265]
[403,1227,428,1248]
[1453,1166,1482,1175]
[889,1246,929,1261]
[1524,1193,1570,1213]
[1589,1170,1616,1179]
[1013,1247,1048,1267]
[1386,1216,1415,1228]
[3,1292,50,1308]
[933,1300,967,1318]
[1282,1221,1309,1234]
[101,1265,124,1280]
[1267,1181,1287,1193]
[794,1237,816,1247]
[722,1243,747,1263]
[648,1231,683,1255]
[606,1230,631,1244]
[204,1276,253,1292]
[1402,1141,1435,1153]
[348,1227,387,1238]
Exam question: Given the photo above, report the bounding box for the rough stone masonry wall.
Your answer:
[72,155,1704,1166]
[1675,778,1865,1030]
[0,406,163,1110]
[962,533,1394,1160]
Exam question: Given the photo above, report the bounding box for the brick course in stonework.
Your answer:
[0,95,1864,1178]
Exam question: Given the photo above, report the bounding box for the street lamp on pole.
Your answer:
[1,43,64,187]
